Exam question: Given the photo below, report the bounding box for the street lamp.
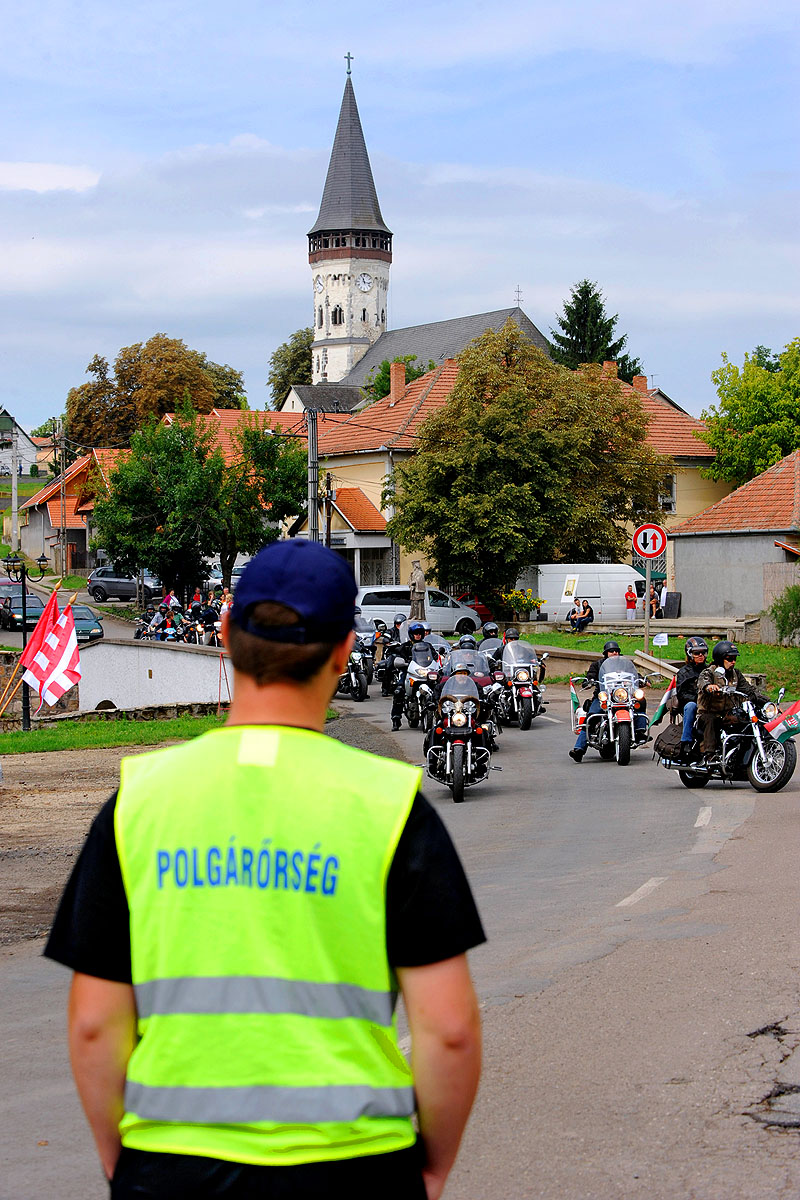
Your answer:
[3,552,48,731]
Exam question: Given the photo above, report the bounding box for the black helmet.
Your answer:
[712,640,739,667]
[602,640,621,657]
[685,636,708,660]
[393,613,405,626]
[408,621,425,639]
[505,626,520,641]
[422,621,432,634]
[482,622,499,639]
[159,603,168,612]
[458,633,477,650]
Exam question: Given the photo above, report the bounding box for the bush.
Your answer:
[770,583,800,641]
[29,463,39,477]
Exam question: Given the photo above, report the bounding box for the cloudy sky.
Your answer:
[5,0,799,432]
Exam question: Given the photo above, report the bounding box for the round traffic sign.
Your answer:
[632,523,667,558]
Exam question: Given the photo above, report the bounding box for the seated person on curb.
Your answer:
[675,636,708,763]
[569,641,648,762]
[390,621,429,731]
[574,600,594,633]
[567,598,582,631]
[696,641,766,759]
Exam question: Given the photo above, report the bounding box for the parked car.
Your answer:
[355,586,481,635]
[86,566,161,602]
[71,605,104,643]
[1,593,45,630]
[456,592,493,624]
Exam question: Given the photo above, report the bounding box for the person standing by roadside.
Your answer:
[45,539,484,1200]
[624,584,638,621]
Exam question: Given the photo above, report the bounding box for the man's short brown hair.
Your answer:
[226,603,338,685]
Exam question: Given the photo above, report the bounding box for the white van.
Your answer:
[533,563,647,624]
[355,586,481,634]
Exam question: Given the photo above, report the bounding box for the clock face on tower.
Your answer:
[356,272,373,293]
[314,276,324,293]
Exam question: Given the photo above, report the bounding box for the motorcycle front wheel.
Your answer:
[517,697,533,730]
[747,737,797,792]
[615,723,631,766]
[407,704,420,728]
[451,743,465,803]
[351,672,368,702]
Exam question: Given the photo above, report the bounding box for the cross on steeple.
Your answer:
[345,51,353,75]
[514,285,523,305]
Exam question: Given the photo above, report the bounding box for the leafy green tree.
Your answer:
[267,328,313,408]
[31,416,61,437]
[698,339,800,484]
[386,322,668,601]
[92,402,224,595]
[214,419,307,586]
[770,583,800,643]
[550,279,643,383]
[363,355,437,401]
[66,334,249,448]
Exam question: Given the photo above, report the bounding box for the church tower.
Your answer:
[308,69,392,384]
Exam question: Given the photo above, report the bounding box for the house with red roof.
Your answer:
[19,449,127,573]
[668,449,800,625]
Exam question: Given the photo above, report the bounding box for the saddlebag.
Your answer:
[653,723,682,760]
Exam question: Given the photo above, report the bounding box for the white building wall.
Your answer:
[78,639,232,711]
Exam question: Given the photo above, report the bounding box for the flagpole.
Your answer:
[0,661,24,713]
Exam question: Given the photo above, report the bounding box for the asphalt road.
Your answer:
[3,682,800,1198]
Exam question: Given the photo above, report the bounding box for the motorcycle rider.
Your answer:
[479,621,503,667]
[675,636,708,763]
[696,641,765,758]
[503,626,521,645]
[390,621,428,730]
[457,633,478,651]
[380,614,408,696]
[569,641,648,762]
[147,603,170,638]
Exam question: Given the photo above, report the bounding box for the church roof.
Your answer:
[287,384,364,413]
[308,77,390,236]
[669,449,800,536]
[338,307,551,387]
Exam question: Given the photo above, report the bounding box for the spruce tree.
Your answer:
[550,279,643,383]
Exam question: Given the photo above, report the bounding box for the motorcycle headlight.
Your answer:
[634,688,645,700]
[351,651,362,662]
[515,669,531,682]
[613,686,629,702]
[598,691,608,703]
[452,711,468,727]
[762,702,778,720]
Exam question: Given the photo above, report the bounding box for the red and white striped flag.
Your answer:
[22,602,82,712]
[19,590,60,672]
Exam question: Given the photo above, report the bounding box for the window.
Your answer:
[331,305,344,326]
[659,475,677,514]
[428,590,449,608]
[317,306,323,328]
[361,308,367,321]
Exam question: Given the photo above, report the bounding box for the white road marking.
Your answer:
[616,876,668,908]
[537,715,562,724]
[695,806,712,828]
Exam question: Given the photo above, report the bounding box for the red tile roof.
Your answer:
[46,495,84,530]
[333,488,386,531]
[670,450,800,535]
[22,454,92,509]
[619,383,713,459]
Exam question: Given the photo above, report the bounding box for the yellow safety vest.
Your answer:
[114,725,422,1166]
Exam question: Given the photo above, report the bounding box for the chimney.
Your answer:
[601,361,617,378]
[389,361,406,404]
[632,375,648,393]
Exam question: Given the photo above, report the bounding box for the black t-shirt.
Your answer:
[45,791,485,982]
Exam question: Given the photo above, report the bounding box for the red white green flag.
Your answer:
[570,677,580,714]
[649,676,677,728]
[765,701,800,743]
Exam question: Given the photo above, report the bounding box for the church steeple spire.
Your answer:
[308,73,392,385]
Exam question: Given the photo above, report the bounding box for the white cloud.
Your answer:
[0,162,99,193]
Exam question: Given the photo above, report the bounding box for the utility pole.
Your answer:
[324,472,333,548]
[59,420,67,578]
[305,409,319,542]
[10,423,18,552]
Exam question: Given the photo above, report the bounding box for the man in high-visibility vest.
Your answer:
[46,539,484,1199]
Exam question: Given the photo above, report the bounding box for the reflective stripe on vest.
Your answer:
[125,1080,416,1124]
[115,725,422,1165]
[135,975,395,1025]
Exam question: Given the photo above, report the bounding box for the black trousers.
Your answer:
[111,1144,427,1199]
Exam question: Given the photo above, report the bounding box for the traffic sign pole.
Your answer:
[632,523,667,656]
[644,559,651,654]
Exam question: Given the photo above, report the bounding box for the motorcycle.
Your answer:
[438,648,503,749]
[403,642,441,730]
[183,619,206,645]
[571,656,650,766]
[353,629,376,684]
[425,671,501,803]
[337,645,369,702]
[499,642,549,729]
[374,633,406,697]
[654,678,798,793]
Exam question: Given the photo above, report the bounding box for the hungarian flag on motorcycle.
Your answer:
[764,701,800,743]
[569,678,580,714]
[648,676,677,728]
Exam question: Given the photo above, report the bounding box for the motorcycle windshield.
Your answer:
[598,656,638,686]
[411,643,435,667]
[427,635,450,659]
[502,642,539,671]
[480,637,503,656]
[443,649,492,677]
[440,674,480,703]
